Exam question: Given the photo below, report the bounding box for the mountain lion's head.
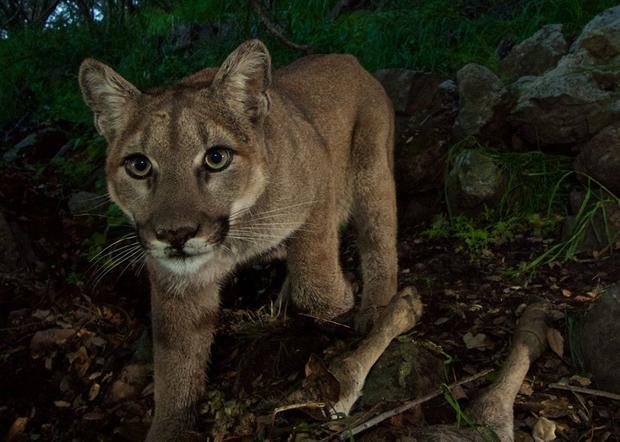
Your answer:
[79,40,273,275]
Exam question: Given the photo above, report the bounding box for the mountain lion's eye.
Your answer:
[204,147,233,171]
[124,155,152,179]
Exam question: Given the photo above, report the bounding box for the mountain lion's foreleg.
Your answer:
[146,280,219,442]
[351,117,398,332]
[286,206,354,320]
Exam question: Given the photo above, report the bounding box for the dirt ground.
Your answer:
[1,154,619,442]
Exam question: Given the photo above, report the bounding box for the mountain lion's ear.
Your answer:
[79,59,140,141]
[212,39,272,124]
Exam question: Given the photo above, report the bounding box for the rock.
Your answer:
[500,24,567,80]
[374,69,419,114]
[562,193,620,253]
[108,363,151,403]
[67,191,108,215]
[574,285,620,393]
[446,149,506,212]
[394,74,457,197]
[571,5,620,58]
[3,133,37,161]
[0,211,25,272]
[358,340,443,407]
[30,328,76,354]
[575,123,620,195]
[509,49,620,146]
[454,63,507,140]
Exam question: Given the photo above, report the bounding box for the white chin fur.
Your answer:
[157,253,214,275]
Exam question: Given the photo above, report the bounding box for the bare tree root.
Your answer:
[410,302,551,442]
[330,286,423,415]
[284,286,423,417]
[467,302,550,441]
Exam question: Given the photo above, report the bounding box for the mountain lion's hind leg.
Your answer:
[351,112,398,332]
[286,208,354,321]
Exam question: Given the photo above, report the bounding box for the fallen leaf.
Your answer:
[519,381,534,397]
[54,400,71,408]
[532,416,556,442]
[569,375,591,387]
[4,416,28,442]
[546,328,564,358]
[434,317,449,326]
[88,383,100,401]
[30,328,75,354]
[463,332,488,350]
[540,396,571,418]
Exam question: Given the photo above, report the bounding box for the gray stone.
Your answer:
[574,285,620,393]
[374,69,419,114]
[359,340,443,407]
[3,133,37,161]
[562,191,620,253]
[500,24,567,80]
[571,5,620,58]
[393,73,458,196]
[509,49,620,146]
[576,123,620,195]
[446,149,506,211]
[0,212,24,272]
[454,63,506,139]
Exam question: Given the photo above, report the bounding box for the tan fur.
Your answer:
[79,39,397,441]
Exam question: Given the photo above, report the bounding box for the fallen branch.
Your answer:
[549,383,620,401]
[249,0,313,53]
[272,401,327,425]
[337,368,494,440]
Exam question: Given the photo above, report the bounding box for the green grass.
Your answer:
[0,0,618,133]
[427,142,619,273]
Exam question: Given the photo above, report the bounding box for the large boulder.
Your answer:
[0,211,25,272]
[454,63,507,140]
[571,5,620,58]
[509,6,620,148]
[575,123,620,195]
[393,73,458,196]
[509,49,620,147]
[446,149,506,212]
[574,285,620,393]
[374,69,420,114]
[500,24,567,80]
[562,190,620,253]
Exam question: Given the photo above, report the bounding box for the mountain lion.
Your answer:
[79,39,397,441]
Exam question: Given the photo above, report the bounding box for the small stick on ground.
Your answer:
[337,368,494,440]
[549,383,620,401]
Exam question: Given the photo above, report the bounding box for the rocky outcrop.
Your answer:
[571,5,620,58]
[454,64,506,140]
[446,149,506,212]
[500,24,567,80]
[509,49,619,147]
[0,211,25,272]
[374,69,419,114]
[574,285,620,393]
[575,123,620,195]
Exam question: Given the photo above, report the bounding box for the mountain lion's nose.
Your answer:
[155,226,198,250]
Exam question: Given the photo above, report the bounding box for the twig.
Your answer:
[549,383,620,401]
[297,313,352,329]
[337,368,494,440]
[272,401,327,425]
[249,0,313,53]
